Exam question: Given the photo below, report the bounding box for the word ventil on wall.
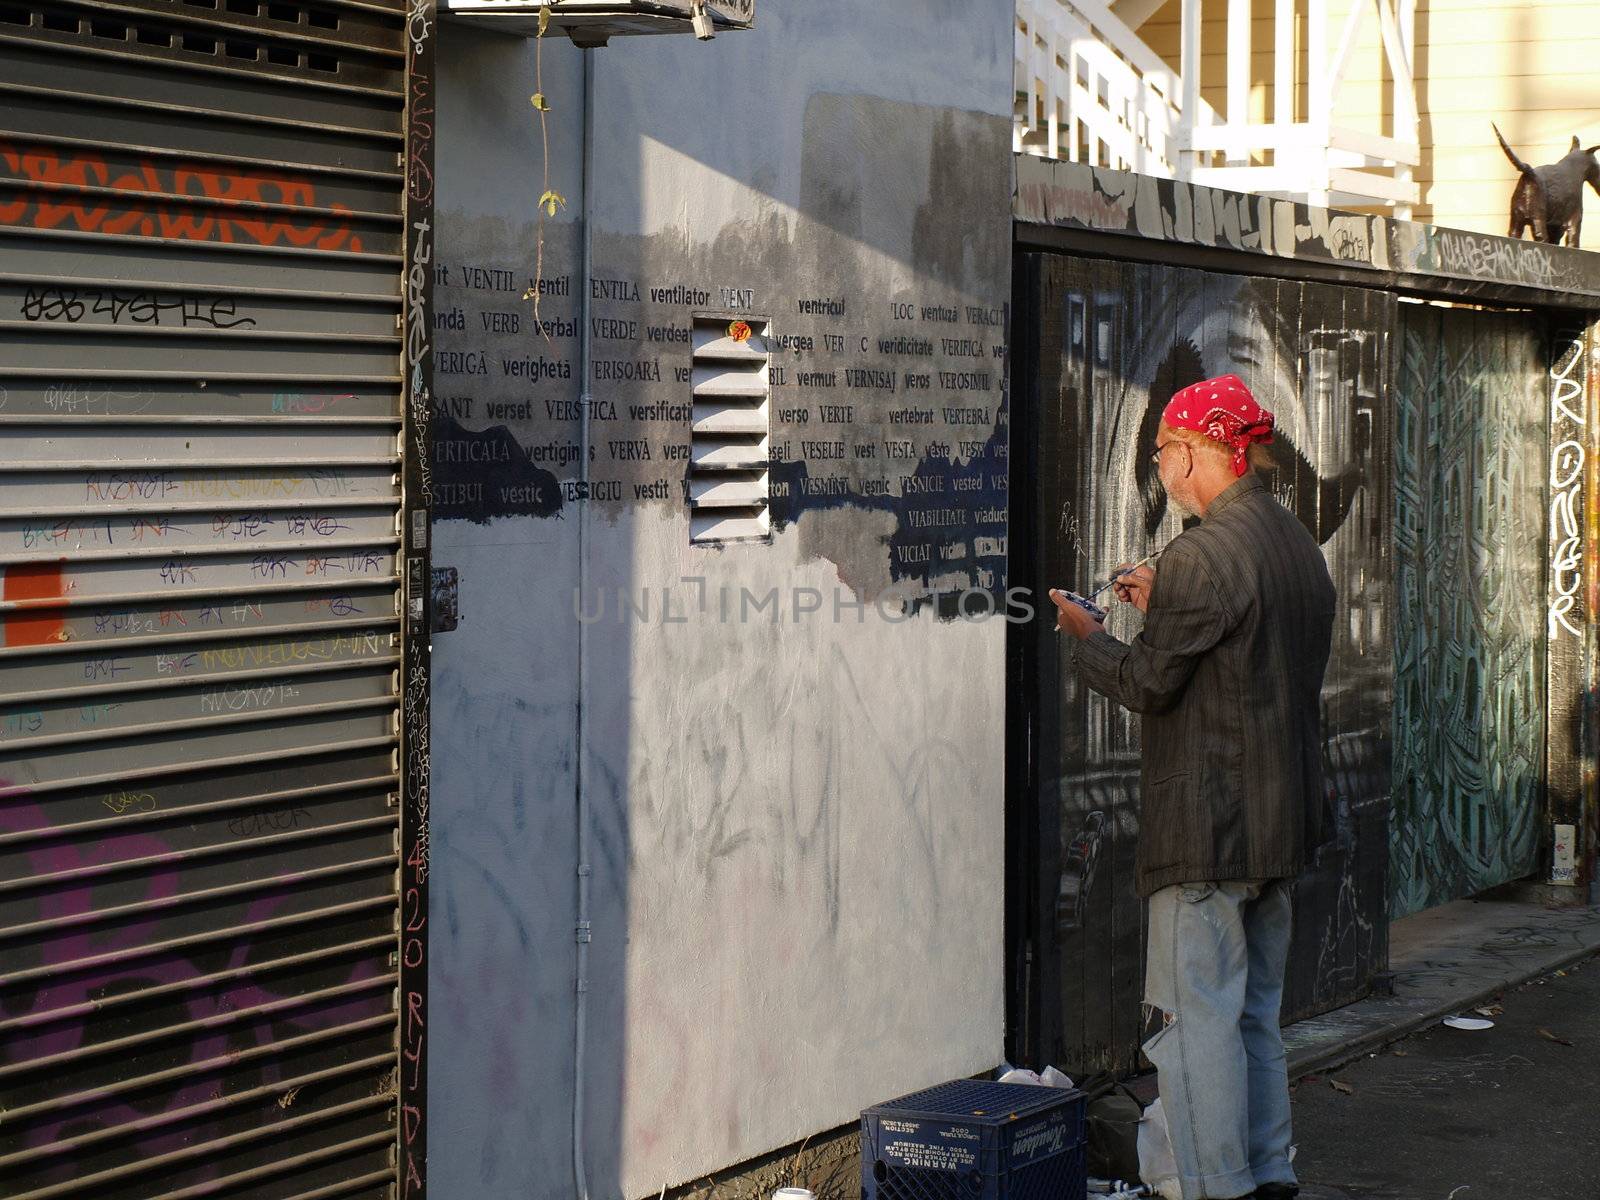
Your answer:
[428,259,1009,598]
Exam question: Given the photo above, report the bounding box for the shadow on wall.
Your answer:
[428,23,642,1200]
[1415,0,1434,228]
[592,0,1013,278]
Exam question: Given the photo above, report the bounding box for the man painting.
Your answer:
[1049,376,1337,1200]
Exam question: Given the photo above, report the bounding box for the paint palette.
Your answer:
[1054,589,1107,622]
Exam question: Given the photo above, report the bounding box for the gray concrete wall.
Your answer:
[429,4,1017,1197]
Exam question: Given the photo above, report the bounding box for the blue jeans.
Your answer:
[1143,880,1297,1200]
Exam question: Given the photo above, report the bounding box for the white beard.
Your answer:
[1166,487,1201,518]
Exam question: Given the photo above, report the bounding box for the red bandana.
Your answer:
[1162,374,1275,476]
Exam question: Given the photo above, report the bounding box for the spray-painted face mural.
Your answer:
[1109,279,1380,550]
[1014,257,1392,1073]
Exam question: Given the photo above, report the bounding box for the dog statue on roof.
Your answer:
[1493,123,1600,248]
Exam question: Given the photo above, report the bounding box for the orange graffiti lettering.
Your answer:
[1,140,366,252]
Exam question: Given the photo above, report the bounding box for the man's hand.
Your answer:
[1049,589,1105,639]
[1111,564,1156,613]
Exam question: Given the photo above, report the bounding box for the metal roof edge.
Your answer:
[1013,154,1600,311]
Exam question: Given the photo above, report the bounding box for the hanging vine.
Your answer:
[522,2,566,343]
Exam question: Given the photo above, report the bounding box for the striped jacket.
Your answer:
[1073,473,1337,898]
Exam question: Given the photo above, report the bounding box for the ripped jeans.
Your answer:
[1142,880,1296,1200]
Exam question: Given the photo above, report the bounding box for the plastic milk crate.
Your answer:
[861,1080,1087,1200]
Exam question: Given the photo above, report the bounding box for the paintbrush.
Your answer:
[1084,550,1161,601]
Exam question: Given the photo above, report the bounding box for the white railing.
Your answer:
[1016,0,1422,217]
[1016,0,1214,178]
[1184,0,1420,215]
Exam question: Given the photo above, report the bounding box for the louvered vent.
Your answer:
[690,314,770,543]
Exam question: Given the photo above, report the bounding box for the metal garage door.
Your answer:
[0,0,424,1193]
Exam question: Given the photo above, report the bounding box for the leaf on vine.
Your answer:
[537,3,551,36]
[531,93,550,111]
[539,190,567,217]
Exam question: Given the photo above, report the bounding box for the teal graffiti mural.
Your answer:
[1391,306,1548,917]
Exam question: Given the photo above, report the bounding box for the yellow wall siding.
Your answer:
[1135,0,1600,236]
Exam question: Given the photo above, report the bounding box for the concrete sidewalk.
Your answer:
[1281,896,1600,1078]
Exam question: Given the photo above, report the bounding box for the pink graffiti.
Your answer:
[0,785,389,1184]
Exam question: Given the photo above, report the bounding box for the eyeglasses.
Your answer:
[1150,441,1177,467]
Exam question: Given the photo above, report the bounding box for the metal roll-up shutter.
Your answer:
[0,0,412,1195]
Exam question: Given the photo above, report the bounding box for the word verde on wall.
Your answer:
[428,260,1010,600]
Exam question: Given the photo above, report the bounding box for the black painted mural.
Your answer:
[1009,253,1394,1074]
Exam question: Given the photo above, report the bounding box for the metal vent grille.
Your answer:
[689,314,770,544]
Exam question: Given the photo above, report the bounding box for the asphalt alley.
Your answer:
[1289,950,1600,1200]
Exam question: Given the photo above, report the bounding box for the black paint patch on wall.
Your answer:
[432,414,563,523]
[767,400,1009,604]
